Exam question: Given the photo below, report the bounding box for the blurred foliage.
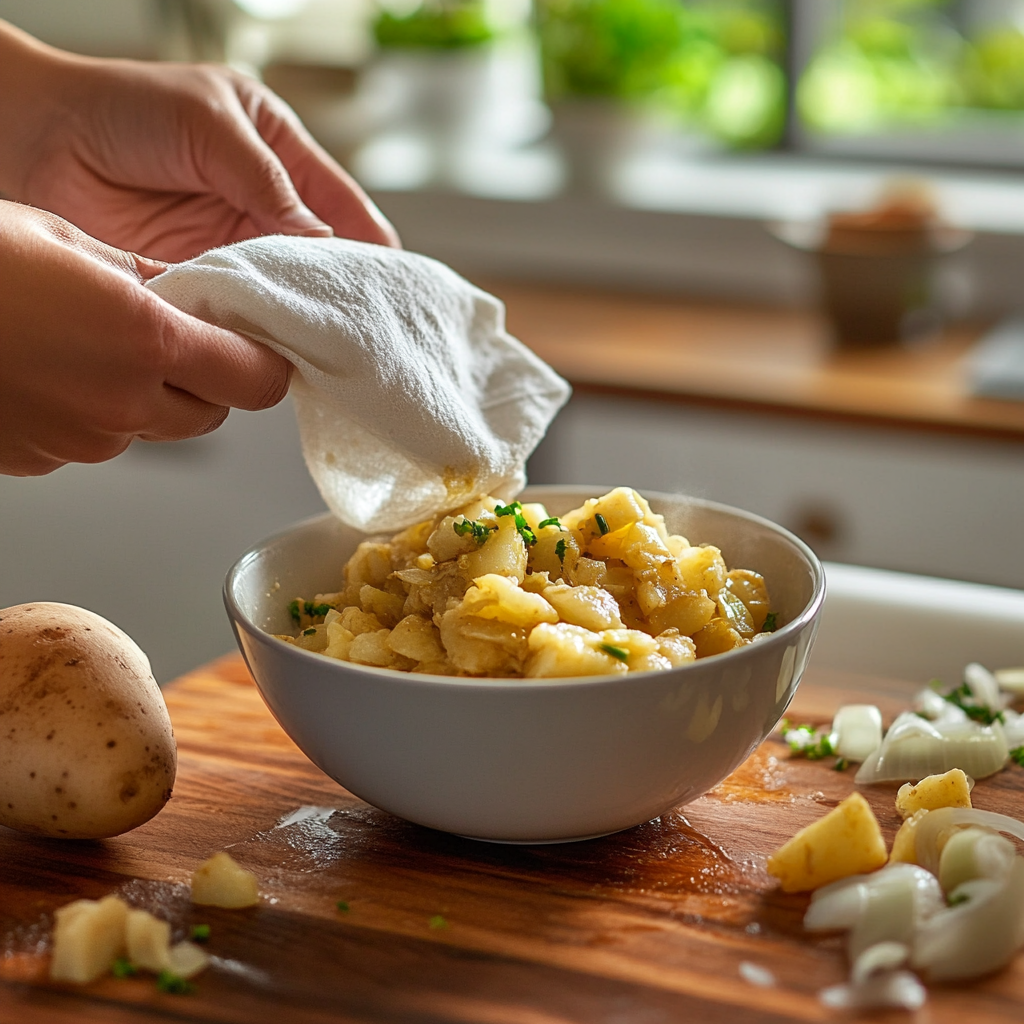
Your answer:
[374,0,494,49]
[799,0,1024,134]
[536,0,787,148]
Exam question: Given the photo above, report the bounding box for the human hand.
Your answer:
[0,201,292,475]
[0,21,397,262]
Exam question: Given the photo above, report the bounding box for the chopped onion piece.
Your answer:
[855,713,1008,785]
[995,667,1024,695]
[804,864,943,940]
[738,961,776,988]
[913,807,1024,877]
[964,663,1004,711]
[819,971,926,1011]
[851,941,909,985]
[938,828,1016,894]
[832,705,883,762]
[912,857,1024,981]
[915,688,968,724]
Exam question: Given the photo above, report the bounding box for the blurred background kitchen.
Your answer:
[3,0,1024,681]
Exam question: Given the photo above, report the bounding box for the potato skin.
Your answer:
[0,603,176,838]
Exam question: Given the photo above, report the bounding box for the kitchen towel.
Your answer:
[147,236,571,531]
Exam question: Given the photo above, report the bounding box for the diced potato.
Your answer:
[674,544,727,596]
[427,514,481,563]
[543,584,624,632]
[339,606,384,636]
[50,895,129,983]
[460,514,527,583]
[459,574,558,629]
[291,623,330,653]
[387,615,445,663]
[359,585,406,627]
[439,608,525,676]
[725,569,770,632]
[345,542,393,590]
[517,503,550,532]
[349,629,400,668]
[890,808,929,864]
[529,527,580,579]
[616,522,672,570]
[570,557,609,588]
[125,908,171,973]
[655,629,697,667]
[766,792,888,893]
[525,623,628,678]
[692,618,747,658]
[191,852,260,909]
[389,519,433,562]
[895,769,972,821]
[324,622,355,661]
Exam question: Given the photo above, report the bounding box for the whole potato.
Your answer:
[0,603,176,838]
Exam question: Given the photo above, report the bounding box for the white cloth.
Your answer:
[147,236,570,531]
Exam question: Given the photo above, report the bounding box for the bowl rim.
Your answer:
[224,487,826,691]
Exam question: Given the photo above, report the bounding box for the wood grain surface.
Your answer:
[489,280,1024,441]
[3,654,1024,1024]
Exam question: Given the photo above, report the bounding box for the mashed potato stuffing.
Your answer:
[278,488,773,678]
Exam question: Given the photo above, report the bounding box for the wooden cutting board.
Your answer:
[2,654,1023,1024]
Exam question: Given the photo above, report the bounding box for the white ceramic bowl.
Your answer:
[224,487,825,843]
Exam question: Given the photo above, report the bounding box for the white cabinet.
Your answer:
[529,393,1024,591]
[0,400,326,683]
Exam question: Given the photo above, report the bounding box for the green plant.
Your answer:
[374,1,494,49]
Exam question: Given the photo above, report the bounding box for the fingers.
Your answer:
[232,76,400,247]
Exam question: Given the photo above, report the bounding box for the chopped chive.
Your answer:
[1011,747,1024,767]
[156,970,195,995]
[941,681,1004,725]
[493,501,522,518]
[287,599,301,624]
[336,900,350,913]
[112,957,137,978]
[429,915,448,930]
[453,518,497,545]
[834,757,849,772]
[554,539,566,563]
[305,601,331,618]
[594,513,610,536]
[599,642,629,662]
[538,517,562,530]
[303,627,317,637]
[189,924,211,943]
[760,611,778,633]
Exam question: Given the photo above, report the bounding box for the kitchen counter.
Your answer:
[3,652,1024,1023]
[489,280,1024,442]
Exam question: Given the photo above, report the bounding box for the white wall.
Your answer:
[0,0,159,56]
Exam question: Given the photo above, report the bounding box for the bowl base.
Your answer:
[455,828,625,845]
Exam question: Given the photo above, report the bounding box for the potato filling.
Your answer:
[279,488,774,678]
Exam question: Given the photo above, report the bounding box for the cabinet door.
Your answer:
[529,393,1024,589]
[0,400,326,682]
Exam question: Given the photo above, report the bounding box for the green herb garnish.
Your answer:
[834,757,849,772]
[538,517,562,530]
[761,611,778,633]
[941,681,1005,725]
[555,539,567,563]
[288,599,301,624]
[1011,747,1024,767]
[948,892,971,907]
[429,915,448,930]
[306,601,331,618]
[779,718,836,760]
[594,513,610,535]
[156,970,195,995]
[493,501,537,545]
[190,924,211,943]
[112,957,137,978]
[303,627,317,637]
[336,900,350,913]
[599,642,629,662]
[453,518,497,545]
